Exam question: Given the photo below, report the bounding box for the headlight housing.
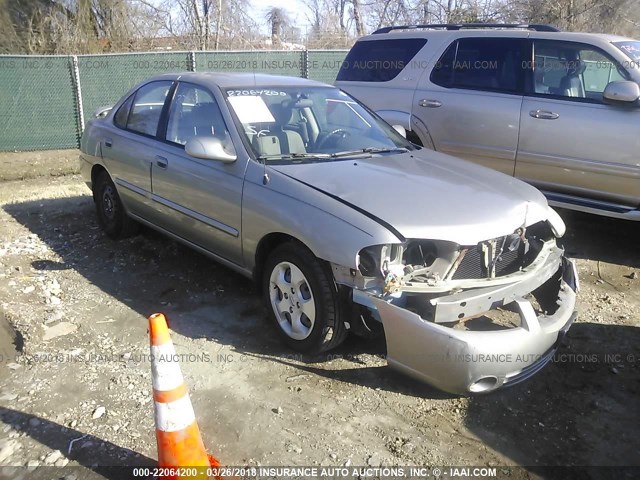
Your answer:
[357,244,403,277]
[357,240,458,279]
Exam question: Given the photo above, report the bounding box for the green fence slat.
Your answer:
[0,56,78,151]
[307,50,348,84]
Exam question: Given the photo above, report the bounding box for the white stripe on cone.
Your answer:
[154,395,197,432]
[151,342,185,392]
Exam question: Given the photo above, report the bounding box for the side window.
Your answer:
[114,95,134,128]
[325,99,369,130]
[532,41,627,101]
[336,38,427,82]
[430,41,457,87]
[166,83,232,150]
[582,51,625,94]
[430,38,524,93]
[127,81,172,136]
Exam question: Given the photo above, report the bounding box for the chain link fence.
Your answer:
[307,50,349,83]
[0,49,348,152]
[0,56,80,151]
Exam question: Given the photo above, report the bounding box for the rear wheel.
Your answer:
[263,242,347,354]
[94,171,138,239]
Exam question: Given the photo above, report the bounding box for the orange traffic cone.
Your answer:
[149,313,221,479]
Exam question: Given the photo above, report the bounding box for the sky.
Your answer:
[249,0,312,35]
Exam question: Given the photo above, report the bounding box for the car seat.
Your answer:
[172,103,228,145]
[558,60,587,98]
[253,102,306,156]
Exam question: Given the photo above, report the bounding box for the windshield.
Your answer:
[224,86,416,162]
[614,41,640,66]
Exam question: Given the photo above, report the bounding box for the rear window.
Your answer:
[336,38,427,82]
[430,38,525,93]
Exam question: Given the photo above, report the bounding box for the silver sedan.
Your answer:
[80,72,578,394]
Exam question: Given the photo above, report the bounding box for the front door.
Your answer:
[414,37,527,175]
[516,39,640,207]
[150,82,245,265]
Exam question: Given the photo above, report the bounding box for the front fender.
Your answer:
[241,161,402,272]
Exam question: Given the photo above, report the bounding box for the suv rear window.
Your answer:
[337,38,427,82]
[430,38,525,93]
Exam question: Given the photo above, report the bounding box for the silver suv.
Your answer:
[335,24,640,221]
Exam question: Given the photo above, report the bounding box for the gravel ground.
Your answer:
[0,152,638,480]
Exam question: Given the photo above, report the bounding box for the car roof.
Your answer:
[141,72,332,90]
[358,29,636,44]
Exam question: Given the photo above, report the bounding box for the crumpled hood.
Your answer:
[271,150,551,245]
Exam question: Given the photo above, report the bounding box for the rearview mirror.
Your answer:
[392,125,407,138]
[185,137,237,163]
[603,80,640,105]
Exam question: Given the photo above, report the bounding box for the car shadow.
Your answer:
[0,406,154,479]
[556,208,640,268]
[464,321,640,474]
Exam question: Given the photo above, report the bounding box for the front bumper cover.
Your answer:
[367,247,578,394]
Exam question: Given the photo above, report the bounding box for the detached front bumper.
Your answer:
[366,247,578,395]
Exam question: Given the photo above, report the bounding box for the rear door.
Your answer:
[101,81,173,219]
[413,37,527,175]
[516,40,640,207]
[150,82,245,265]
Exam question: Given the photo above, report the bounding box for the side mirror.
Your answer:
[392,125,407,138]
[185,136,237,163]
[603,80,640,105]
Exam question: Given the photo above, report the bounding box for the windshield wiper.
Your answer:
[257,147,409,162]
[329,147,409,158]
[257,152,332,162]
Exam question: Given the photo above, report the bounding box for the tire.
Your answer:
[262,242,348,354]
[93,171,139,239]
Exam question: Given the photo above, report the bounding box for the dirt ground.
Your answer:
[0,150,638,480]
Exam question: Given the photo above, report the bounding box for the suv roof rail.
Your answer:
[372,23,561,34]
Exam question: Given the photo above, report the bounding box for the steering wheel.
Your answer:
[316,128,351,150]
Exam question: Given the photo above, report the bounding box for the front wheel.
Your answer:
[263,242,347,354]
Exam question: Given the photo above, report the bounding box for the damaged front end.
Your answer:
[334,220,579,395]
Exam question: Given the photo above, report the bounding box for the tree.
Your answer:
[509,0,639,33]
[351,0,365,36]
[266,7,289,47]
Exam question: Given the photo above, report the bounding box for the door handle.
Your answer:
[529,109,559,120]
[155,155,168,169]
[419,99,442,108]
[104,138,113,148]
